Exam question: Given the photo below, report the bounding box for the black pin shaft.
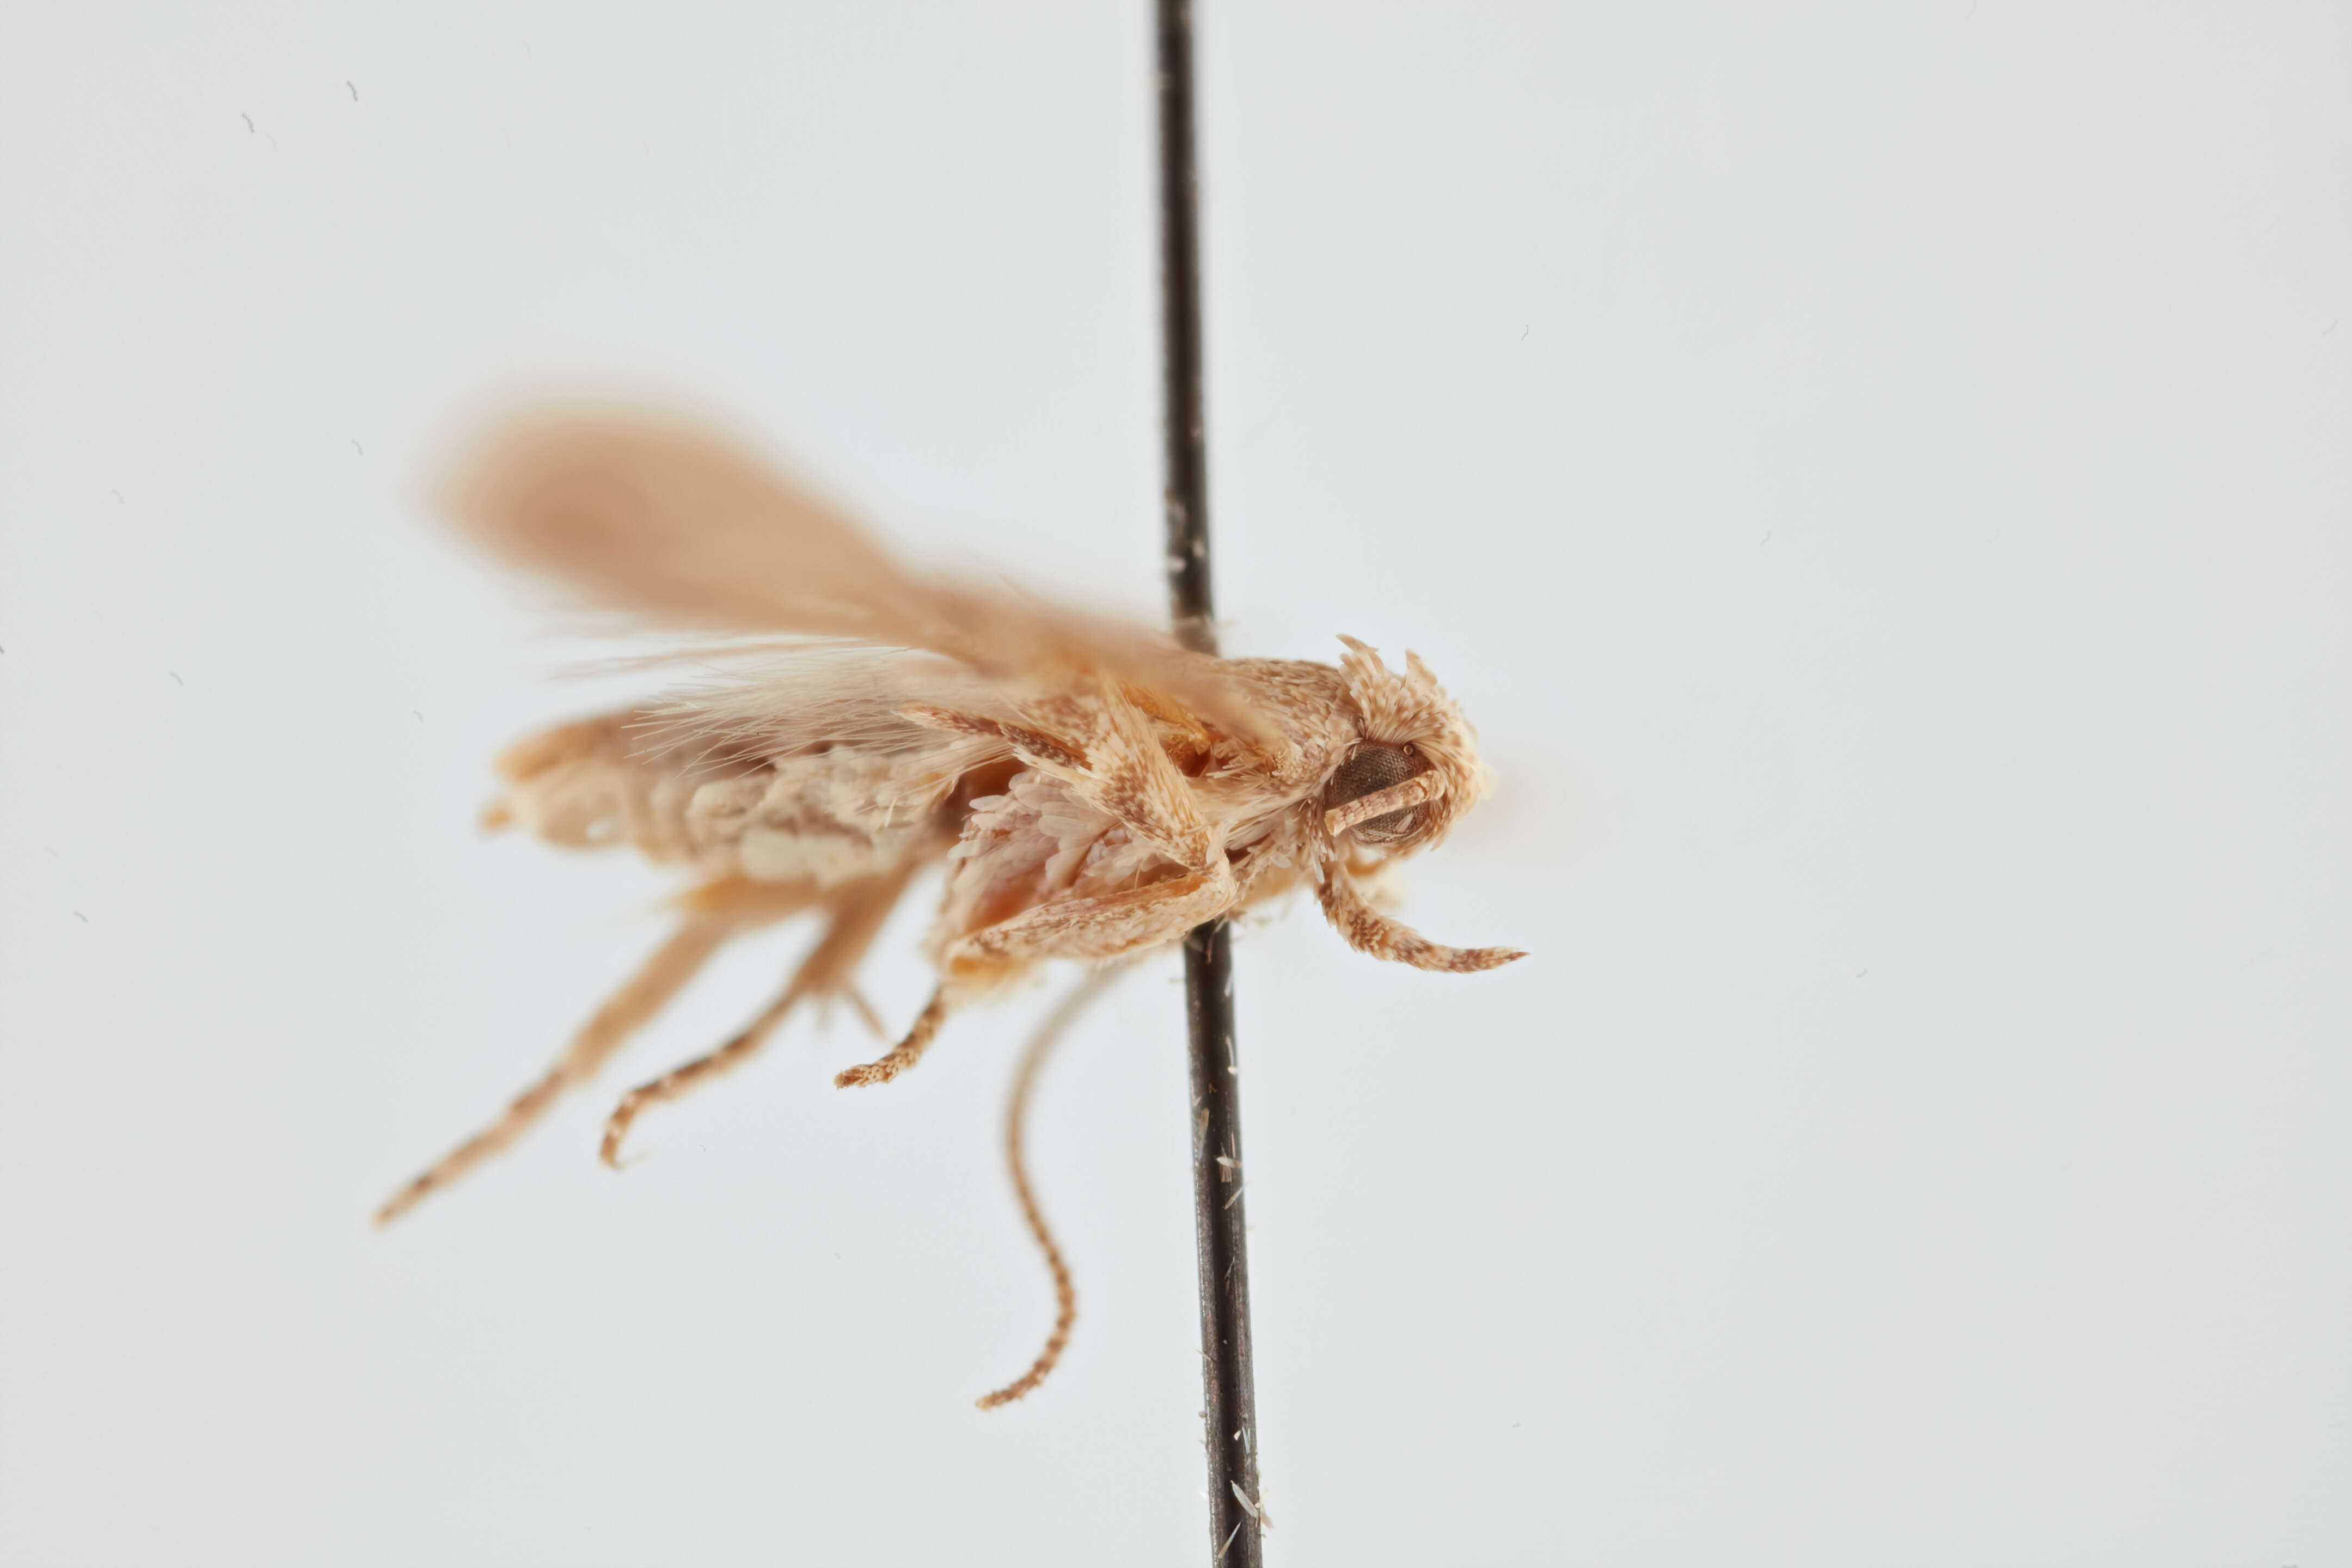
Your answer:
[1159,0,1214,660]
[1156,3,1264,1563]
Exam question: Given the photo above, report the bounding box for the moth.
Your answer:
[378,414,1523,1401]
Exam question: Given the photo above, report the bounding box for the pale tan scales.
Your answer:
[380,413,1523,1403]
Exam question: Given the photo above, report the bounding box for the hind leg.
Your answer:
[375,878,815,1223]
[601,861,921,1164]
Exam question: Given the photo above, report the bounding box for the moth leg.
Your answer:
[373,883,791,1224]
[976,965,1125,1410]
[841,984,889,1040]
[601,861,919,1165]
[832,987,948,1088]
[1312,866,1526,973]
[1034,684,1218,870]
[948,855,1239,969]
[914,683,1218,872]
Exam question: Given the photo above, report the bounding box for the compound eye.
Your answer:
[1325,742,1430,844]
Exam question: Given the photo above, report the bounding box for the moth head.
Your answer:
[1320,635,1488,857]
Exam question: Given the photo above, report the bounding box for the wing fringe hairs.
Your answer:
[444,415,1281,755]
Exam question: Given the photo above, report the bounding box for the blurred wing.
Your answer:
[445,414,1274,745]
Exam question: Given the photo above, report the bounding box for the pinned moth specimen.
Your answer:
[378,415,1523,1401]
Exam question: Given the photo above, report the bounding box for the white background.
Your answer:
[3,3,2347,1564]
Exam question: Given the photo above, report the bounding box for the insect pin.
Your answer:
[377,413,1524,1404]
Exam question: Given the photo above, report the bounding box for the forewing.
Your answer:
[445,414,1277,746]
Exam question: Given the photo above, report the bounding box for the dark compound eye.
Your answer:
[1325,742,1430,843]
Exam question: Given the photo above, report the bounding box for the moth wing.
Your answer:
[445,414,1275,747]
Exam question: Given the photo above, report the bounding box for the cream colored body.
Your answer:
[378,416,1523,1389]
[487,651,1489,993]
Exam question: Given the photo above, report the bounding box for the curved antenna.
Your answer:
[976,966,1126,1410]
